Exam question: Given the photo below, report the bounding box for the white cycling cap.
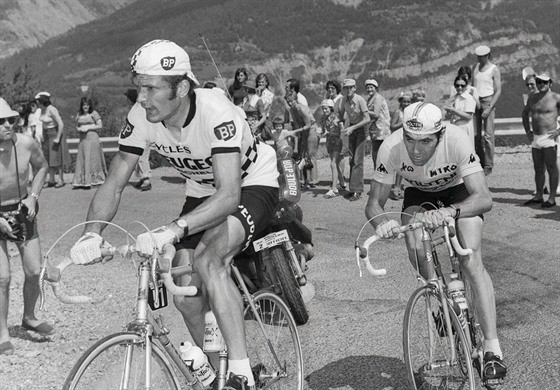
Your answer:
[130,39,199,85]
[402,102,444,135]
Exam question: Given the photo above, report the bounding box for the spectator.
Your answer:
[364,79,391,169]
[241,80,267,137]
[285,78,308,106]
[411,88,426,103]
[27,100,43,145]
[285,93,319,189]
[270,116,302,154]
[337,78,371,201]
[37,92,68,188]
[325,79,348,189]
[0,97,52,356]
[442,75,477,145]
[125,89,152,191]
[522,73,559,208]
[72,97,107,189]
[449,66,480,110]
[255,73,274,117]
[320,99,344,199]
[325,79,343,106]
[473,45,502,175]
[389,90,413,200]
[228,67,248,106]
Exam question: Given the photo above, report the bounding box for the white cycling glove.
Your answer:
[70,232,107,265]
[136,226,177,256]
[375,219,403,239]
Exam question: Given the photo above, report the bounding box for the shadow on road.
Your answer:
[161,175,186,184]
[306,355,408,390]
[489,187,533,196]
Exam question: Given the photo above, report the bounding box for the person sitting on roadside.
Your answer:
[0,97,52,356]
[365,102,508,385]
[69,39,279,389]
[522,73,560,208]
[320,99,344,199]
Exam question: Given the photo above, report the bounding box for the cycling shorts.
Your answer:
[175,185,279,252]
[402,183,483,220]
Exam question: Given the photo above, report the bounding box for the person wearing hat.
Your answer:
[364,79,390,170]
[472,44,502,175]
[522,73,560,208]
[69,39,279,388]
[241,79,267,136]
[124,89,152,191]
[0,97,53,355]
[337,78,371,201]
[365,101,508,385]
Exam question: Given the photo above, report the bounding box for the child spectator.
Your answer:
[321,99,344,198]
[271,116,302,155]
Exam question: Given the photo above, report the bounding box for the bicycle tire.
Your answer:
[63,332,181,390]
[403,285,476,390]
[266,246,309,325]
[244,291,304,390]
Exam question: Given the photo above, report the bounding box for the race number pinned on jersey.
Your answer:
[214,121,236,141]
[120,119,134,139]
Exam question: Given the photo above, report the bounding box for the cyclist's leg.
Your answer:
[402,205,431,279]
[455,217,498,344]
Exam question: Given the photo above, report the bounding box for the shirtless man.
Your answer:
[522,73,560,208]
[0,98,51,355]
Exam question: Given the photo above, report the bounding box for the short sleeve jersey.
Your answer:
[119,88,278,197]
[372,124,482,192]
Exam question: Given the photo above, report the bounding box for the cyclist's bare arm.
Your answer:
[167,151,242,240]
[365,179,393,227]
[83,150,140,235]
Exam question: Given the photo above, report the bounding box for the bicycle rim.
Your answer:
[63,332,180,390]
[244,291,304,390]
[403,286,475,390]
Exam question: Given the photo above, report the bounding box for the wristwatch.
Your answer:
[173,218,189,236]
[448,205,461,219]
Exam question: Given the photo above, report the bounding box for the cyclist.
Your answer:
[70,40,279,389]
[364,102,507,384]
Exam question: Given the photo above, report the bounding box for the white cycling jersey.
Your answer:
[372,124,483,192]
[119,88,278,197]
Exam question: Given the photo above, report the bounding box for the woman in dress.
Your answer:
[255,73,275,117]
[72,97,107,189]
[228,67,248,106]
[37,92,67,188]
[443,75,477,146]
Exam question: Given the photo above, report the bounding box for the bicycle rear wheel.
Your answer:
[403,286,475,390]
[63,332,181,390]
[244,291,304,390]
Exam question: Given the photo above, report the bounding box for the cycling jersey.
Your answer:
[119,88,278,197]
[372,125,482,192]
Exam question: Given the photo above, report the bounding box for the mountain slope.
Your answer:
[0,0,558,129]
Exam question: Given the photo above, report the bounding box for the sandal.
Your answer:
[22,320,55,336]
[54,181,65,188]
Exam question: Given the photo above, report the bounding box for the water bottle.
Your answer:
[448,273,468,311]
[179,341,216,387]
[203,311,225,352]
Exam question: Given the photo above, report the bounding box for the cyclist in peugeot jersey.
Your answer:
[70,40,278,389]
[364,102,507,384]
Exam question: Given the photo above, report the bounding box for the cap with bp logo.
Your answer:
[130,39,199,85]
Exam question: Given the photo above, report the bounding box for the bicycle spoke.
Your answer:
[244,292,303,390]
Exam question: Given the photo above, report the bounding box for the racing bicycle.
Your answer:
[356,213,505,390]
[39,222,304,390]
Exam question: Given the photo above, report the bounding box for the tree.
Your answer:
[0,63,40,104]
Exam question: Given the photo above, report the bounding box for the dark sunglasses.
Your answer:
[0,116,18,125]
[525,83,536,87]
[535,79,548,84]
[454,84,467,88]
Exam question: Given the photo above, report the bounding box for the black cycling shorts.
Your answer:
[175,185,279,252]
[402,183,483,219]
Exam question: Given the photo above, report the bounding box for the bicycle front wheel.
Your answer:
[244,291,304,390]
[63,332,181,390]
[403,286,475,390]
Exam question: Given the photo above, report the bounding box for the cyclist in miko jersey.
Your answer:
[70,40,279,389]
[364,102,507,383]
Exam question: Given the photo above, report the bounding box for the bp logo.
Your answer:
[214,121,236,141]
[160,57,176,70]
[120,119,134,139]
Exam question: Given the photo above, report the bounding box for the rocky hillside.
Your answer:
[0,0,558,131]
[0,0,135,59]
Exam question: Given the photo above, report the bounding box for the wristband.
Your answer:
[448,205,460,219]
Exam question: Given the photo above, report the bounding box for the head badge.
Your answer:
[403,102,444,135]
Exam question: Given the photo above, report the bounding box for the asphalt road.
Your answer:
[8,148,558,389]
